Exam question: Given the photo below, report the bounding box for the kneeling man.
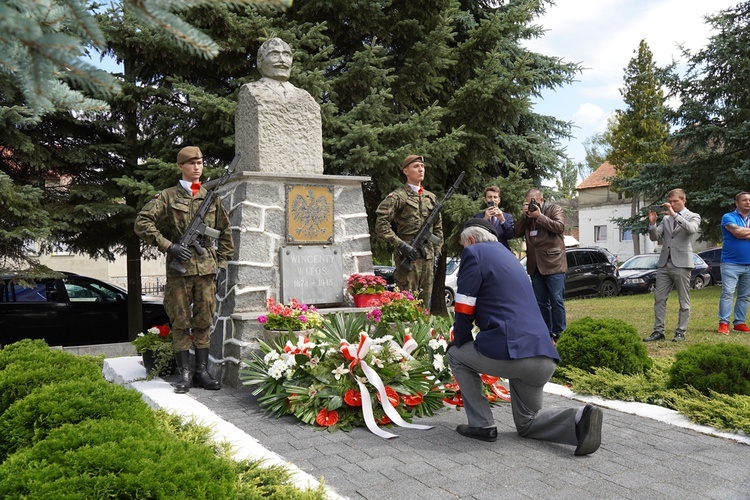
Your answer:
[448,218,602,455]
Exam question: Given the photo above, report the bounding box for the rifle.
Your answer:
[169,154,240,275]
[399,171,465,271]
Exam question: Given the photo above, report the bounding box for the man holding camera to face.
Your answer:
[515,188,567,344]
[474,185,514,250]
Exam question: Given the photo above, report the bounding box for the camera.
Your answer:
[528,198,540,212]
[487,200,495,208]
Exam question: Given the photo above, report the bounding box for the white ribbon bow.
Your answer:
[340,332,433,439]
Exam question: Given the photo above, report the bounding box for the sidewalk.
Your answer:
[104,357,750,500]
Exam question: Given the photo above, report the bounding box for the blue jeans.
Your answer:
[719,263,750,325]
[531,271,566,337]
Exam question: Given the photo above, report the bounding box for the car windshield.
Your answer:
[446,259,460,275]
[620,255,659,270]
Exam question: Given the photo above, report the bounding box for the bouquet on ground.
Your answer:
[366,289,427,323]
[240,313,455,436]
[131,324,173,378]
[346,273,387,295]
[257,298,323,332]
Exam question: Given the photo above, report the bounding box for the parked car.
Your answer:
[519,247,620,299]
[0,272,169,348]
[444,258,460,306]
[373,265,396,291]
[618,253,712,294]
[697,247,722,285]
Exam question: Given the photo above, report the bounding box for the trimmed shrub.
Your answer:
[0,345,102,415]
[0,419,237,499]
[556,317,653,375]
[668,343,750,396]
[0,379,157,460]
[0,339,50,369]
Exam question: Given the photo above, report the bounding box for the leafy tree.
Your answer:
[655,2,750,243]
[554,159,580,199]
[582,131,611,177]
[606,39,670,255]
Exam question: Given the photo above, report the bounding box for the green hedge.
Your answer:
[0,419,237,499]
[556,317,653,375]
[668,343,750,396]
[0,341,102,415]
[0,340,326,499]
[0,379,156,460]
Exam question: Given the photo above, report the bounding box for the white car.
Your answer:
[444,259,460,306]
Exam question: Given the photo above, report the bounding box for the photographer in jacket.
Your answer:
[514,188,567,343]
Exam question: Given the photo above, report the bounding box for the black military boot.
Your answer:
[173,350,192,394]
[193,348,220,390]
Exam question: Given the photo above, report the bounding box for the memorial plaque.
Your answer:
[280,245,344,305]
[285,184,334,244]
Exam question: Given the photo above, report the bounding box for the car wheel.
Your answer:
[599,280,618,298]
[692,276,705,289]
[444,288,455,307]
[647,281,656,294]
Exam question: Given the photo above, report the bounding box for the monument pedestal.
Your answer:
[211,171,374,387]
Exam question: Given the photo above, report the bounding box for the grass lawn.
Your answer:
[566,285,750,357]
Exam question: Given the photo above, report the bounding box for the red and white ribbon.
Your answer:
[340,332,433,439]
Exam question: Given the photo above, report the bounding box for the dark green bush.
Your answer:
[0,419,237,499]
[0,379,157,460]
[0,345,102,416]
[668,343,750,396]
[556,317,653,375]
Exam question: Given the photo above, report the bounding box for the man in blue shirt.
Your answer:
[474,185,514,250]
[448,217,603,455]
[718,192,750,334]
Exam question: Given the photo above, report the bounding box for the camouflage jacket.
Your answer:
[134,183,234,277]
[375,184,443,258]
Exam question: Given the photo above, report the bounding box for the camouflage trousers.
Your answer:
[393,257,434,308]
[163,274,216,351]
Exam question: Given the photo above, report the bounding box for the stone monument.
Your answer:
[235,37,323,175]
[209,38,374,386]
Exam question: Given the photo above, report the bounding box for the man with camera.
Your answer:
[474,185,514,250]
[514,188,567,343]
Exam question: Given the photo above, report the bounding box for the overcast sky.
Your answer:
[523,0,739,168]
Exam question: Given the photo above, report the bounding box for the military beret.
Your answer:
[177,146,202,164]
[402,155,424,168]
[463,217,499,238]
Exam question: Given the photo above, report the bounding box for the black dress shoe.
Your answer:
[643,331,665,342]
[575,405,603,456]
[456,424,498,442]
[672,332,686,342]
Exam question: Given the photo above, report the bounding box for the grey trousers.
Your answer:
[448,342,578,446]
[654,261,691,334]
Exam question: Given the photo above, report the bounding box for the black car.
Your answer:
[697,247,722,285]
[618,253,712,294]
[520,247,620,299]
[373,265,396,291]
[0,272,169,348]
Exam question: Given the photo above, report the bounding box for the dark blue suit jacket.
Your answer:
[473,212,514,250]
[453,241,560,362]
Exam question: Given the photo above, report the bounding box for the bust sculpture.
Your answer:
[235,38,323,175]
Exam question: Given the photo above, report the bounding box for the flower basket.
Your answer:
[257,298,323,332]
[366,290,427,324]
[142,349,176,376]
[347,274,387,297]
[131,324,174,379]
[352,293,383,307]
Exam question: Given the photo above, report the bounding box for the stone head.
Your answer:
[257,38,293,81]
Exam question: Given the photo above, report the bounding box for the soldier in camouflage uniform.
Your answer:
[134,146,234,394]
[375,155,443,307]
